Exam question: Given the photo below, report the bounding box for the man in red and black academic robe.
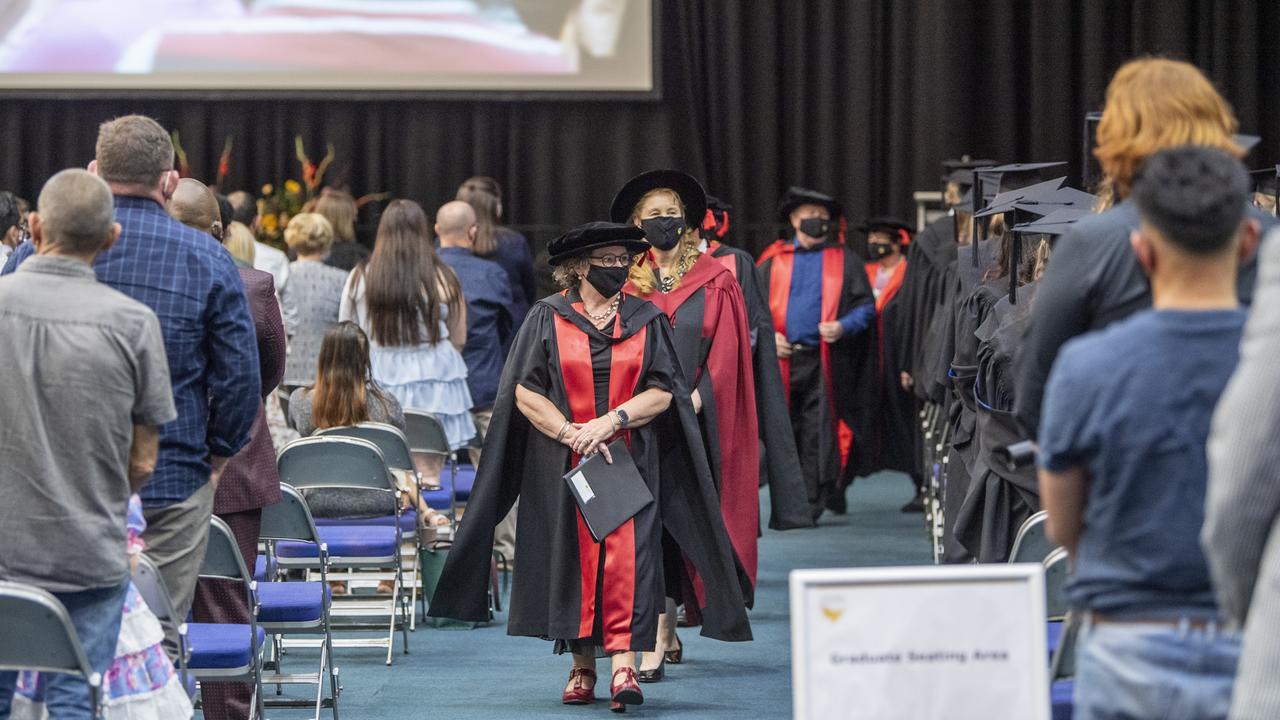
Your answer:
[848,217,924,511]
[757,187,875,519]
[701,196,814,530]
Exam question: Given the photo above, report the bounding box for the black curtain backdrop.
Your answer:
[0,0,1275,256]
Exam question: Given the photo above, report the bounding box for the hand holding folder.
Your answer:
[563,440,654,542]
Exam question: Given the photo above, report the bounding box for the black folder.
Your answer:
[562,440,654,542]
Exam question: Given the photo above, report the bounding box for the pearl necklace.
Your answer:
[585,295,621,324]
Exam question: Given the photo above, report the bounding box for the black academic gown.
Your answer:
[709,242,814,530]
[427,291,753,647]
[952,282,1041,562]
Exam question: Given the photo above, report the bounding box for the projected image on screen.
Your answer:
[0,0,653,92]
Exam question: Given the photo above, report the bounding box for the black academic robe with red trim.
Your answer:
[756,241,876,480]
[428,291,753,646]
[849,259,918,479]
[627,253,760,596]
[707,241,814,530]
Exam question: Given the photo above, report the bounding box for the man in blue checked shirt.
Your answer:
[3,115,259,650]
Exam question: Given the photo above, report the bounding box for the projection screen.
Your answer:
[0,0,655,94]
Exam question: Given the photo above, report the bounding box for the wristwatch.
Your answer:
[613,408,630,429]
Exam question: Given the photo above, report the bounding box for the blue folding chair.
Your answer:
[187,516,266,719]
[318,423,426,628]
[403,410,464,518]
[274,435,410,665]
[131,554,191,696]
[0,581,104,719]
[259,484,341,719]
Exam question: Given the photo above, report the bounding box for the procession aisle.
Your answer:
[332,472,932,719]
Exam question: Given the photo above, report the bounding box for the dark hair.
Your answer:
[359,199,462,347]
[0,191,20,236]
[229,191,257,226]
[311,322,393,429]
[456,176,502,258]
[215,193,235,232]
[1131,145,1250,254]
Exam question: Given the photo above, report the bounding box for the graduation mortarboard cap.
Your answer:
[1251,165,1280,195]
[941,157,1000,187]
[975,162,1068,202]
[1010,207,1093,236]
[547,221,649,266]
[609,169,707,229]
[1235,134,1263,156]
[777,186,844,222]
[974,178,1095,219]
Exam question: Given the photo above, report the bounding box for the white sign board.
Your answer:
[791,564,1049,720]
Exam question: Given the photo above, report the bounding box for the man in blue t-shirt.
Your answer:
[1038,145,1262,720]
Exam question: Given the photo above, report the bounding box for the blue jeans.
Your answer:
[0,580,129,720]
[1074,615,1241,720]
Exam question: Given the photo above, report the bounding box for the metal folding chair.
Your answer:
[403,410,460,521]
[258,484,341,719]
[131,555,190,694]
[0,581,104,719]
[1010,511,1058,565]
[318,423,426,629]
[187,516,266,719]
[275,436,410,665]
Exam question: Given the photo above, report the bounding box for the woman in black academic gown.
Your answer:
[428,222,752,713]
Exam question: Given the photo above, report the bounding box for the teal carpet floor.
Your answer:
[257,472,930,719]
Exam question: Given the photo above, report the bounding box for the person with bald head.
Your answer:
[1,116,260,664]
[0,169,177,718]
[166,177,223,240]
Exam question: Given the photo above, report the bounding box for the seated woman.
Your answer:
[289,322,449,592]
[428,222,752,712]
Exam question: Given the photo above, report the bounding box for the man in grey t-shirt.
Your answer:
[0,169,176,719]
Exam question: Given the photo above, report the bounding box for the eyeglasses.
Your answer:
[588,253,634,268]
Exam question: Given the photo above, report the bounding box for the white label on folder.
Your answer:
[570,471,595,503]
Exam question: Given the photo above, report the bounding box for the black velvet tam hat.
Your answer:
[547,221,649,266]
[609,169,708,229]
[777,186,843,222]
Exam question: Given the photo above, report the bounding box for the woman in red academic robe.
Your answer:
[428,222,751,712]
[612,170,759,682]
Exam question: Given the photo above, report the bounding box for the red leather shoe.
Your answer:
[610,667,644,710]
[562,667,597,705]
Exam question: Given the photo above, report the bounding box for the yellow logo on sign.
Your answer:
[821,606,844,623]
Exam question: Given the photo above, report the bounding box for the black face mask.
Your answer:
[585,264,629,299]
[798,217,830,240]
[868,242,895,259]
[641,216,685,251]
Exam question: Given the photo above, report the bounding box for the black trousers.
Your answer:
[789,347,840,518]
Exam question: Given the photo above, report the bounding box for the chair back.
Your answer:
[1043,546,1070,620]
[202,516,253,583]
[403,410,450,456]
[277,436,396,492]
[0,581,100,684]
[133,554,180,631]
[318,422,415,472]
[1050,611,1079,681]
[1010,511,1056,564]
[260,484,323,545]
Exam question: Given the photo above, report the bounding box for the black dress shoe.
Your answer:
[900,494,925,513]
[636,655,664,683]
[825,490,848,515]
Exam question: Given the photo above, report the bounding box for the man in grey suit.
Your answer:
[1203,226,1280,719]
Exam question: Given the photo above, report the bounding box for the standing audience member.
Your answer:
[435,199,516,562]
[1202,225,1280,719]
[0,169,177,718]
[340,199,475,464]
[171,178,286,720]
[318,189,370,271]
[757,187,875,519]
[0,191,24,267]
[1038,146,1259,720]
[280,213,348,391]
[457,176,535,331]
[228,189,289,292]
[2,115,261,653]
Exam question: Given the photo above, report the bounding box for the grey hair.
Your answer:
[95,115,174,187]
[552,255,589,290]
[38,169,115,255]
